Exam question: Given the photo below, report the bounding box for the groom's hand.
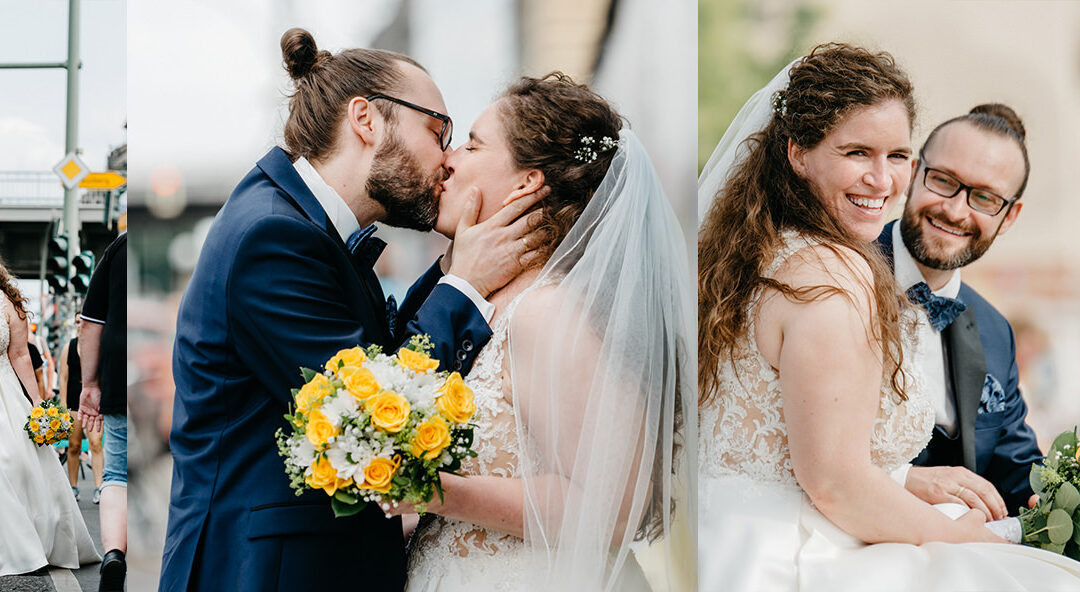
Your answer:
[447,185,548,297]
[904,465,1008,521]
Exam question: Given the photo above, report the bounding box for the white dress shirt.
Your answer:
[291,157,494,322]
[889,222,963,486]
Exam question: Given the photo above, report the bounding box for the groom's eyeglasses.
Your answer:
[919,154,1018,216]
[366,94,453,151]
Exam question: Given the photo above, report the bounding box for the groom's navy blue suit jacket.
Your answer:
[160,147,492,592]
[878,222,1041,513]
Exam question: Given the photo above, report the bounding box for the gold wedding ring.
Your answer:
[954,485,966,497]
[521,237,529,250]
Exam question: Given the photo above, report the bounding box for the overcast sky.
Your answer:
[0,0,126,172]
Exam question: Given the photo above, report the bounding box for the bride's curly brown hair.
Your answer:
[496,72,625,266]
[0,258,29,320]
[698,42,917,407]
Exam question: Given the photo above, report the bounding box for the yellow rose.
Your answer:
[47,407,59,417]
[305,409,338,448]
[410,416,452,460]
[339,366,380,402]
[295,373,335,413]
[30,407,44,419]
[358,456,400,494]
[365,391,411,433]
[305,457,352,496]
[61,413,71,422]
[49,419,61,430]
[397,348,440,374]
[436,372,477,424]
[45,429,55,440]
[34,435,44,444]
[325,347,367,372]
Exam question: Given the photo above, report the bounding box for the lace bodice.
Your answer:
[699,232,934,485]
[0,297,9,355]
[407,291,534,588]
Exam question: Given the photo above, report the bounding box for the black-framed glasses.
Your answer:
[366,94,453,151]
[919,154,1018,216]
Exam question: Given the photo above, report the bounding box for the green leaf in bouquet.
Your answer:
[1054,482,1080,514]
[301,367,318,383]
[1051,429,1079,457]
[1030,465,1046,495]
[330,494,366,518]
[1044,542,1067,555]
[1047,509,1074,545]
[1073,512,1080,545]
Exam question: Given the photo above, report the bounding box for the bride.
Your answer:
[697,43,1080,591]
[397,73,695,591]
[0,260,100,575]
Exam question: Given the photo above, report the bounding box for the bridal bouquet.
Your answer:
[276,336,478,517]
[1019,427,1080,560]
[24,398,74,446]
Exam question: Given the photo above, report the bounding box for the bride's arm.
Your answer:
[769,245,1003,545]
[6,302,42,406]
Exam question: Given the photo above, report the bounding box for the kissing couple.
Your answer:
[160,28,694,592]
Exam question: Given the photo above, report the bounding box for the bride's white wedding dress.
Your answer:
[405,292,650,591]
[698,232,1080,592]
[406,292,535,591]
[0,297,99,576]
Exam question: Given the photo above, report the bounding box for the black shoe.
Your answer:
[99,549,126,592]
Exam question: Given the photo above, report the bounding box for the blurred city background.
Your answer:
[127,0,694,588]
[700,0,1080,451]
[0,1,125,589]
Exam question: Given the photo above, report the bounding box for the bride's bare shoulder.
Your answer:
[772,242,875,298]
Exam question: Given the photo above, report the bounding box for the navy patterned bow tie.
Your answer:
[906,282,967,331]
[346,224,386,269]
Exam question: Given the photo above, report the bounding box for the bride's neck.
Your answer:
[488,266,543,317]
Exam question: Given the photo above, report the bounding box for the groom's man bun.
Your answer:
[279,27,425,162]
[498,72,625,263]
[921,103,1030,198]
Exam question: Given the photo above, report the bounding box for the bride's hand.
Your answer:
[905,465,1008,521]
[956,507,1010,544]
[447,185,547,297]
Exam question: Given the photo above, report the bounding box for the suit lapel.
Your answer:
[256,147,391,344]
[942,306,985,471]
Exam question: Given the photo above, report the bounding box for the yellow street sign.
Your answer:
[53,152,89,189]
[79,172,127,189]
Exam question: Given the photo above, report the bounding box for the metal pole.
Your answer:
[63,0,81,264]
[0,62,69,69]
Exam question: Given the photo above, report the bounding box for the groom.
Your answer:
[878,104,1041,519]
[160,42,542,591]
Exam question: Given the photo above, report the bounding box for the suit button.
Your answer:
[462,340,474,352]
[456,350,467,361]
[453,360,463,371]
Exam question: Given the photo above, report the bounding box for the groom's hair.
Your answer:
[279,27,425,162]
[921,103,1030,199]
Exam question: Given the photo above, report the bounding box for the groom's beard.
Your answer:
[899,203,996,271]
[367,132,442,231]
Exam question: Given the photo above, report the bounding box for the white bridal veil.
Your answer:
[697,59,799,225]
[508,129,697,591]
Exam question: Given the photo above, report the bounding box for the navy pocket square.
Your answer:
[979,374,1007,414]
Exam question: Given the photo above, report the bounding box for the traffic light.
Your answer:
[46,234,69,293]
[71,250,95,294]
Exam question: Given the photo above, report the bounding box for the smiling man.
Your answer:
[878,103,1042,520]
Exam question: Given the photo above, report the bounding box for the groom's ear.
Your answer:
[347,97,379,147]
[505,169,545,205]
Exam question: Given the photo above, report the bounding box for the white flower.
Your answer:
[321,391,359,425]
[289,437,316,468]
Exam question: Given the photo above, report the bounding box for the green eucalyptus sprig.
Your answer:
[1019,428,1080,560]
